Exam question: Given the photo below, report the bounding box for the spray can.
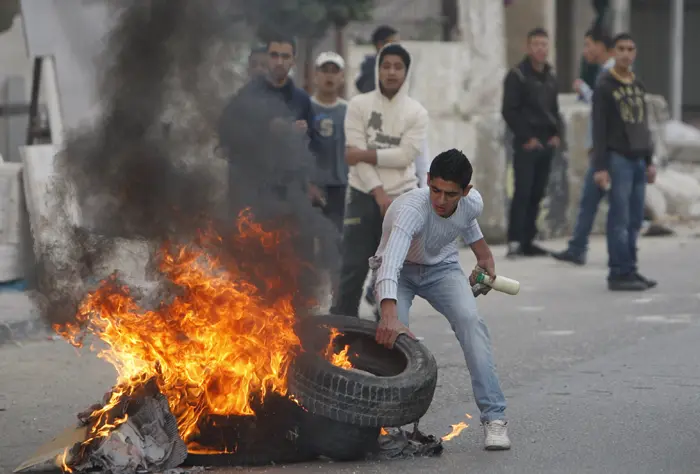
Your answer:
[475,273,520,296]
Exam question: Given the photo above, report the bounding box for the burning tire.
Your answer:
[181,393,316,467]
[298,416,380,461]
[289,315,438,428]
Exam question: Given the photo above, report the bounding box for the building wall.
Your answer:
[630,0,700,122]
[504,0,557,68]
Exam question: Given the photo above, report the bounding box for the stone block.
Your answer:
[404,43,470,118]
[471,113,507,242]
[457,0,506,117]
[646,94,671,165]
[0,162,22,245]
[654,168,700,219]
[663,120,700,164]
[0,244,23,282]
[429,118,476,160]
[560,105,591,235]
[645,184,667,222]
[21,145,153,287]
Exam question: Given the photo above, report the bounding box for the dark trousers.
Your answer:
[321,185,347,234]
[507,146,554,247]
[606,152,646,279]
[330,187,383,317]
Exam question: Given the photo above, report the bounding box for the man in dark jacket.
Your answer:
[354,25,399,94]
[591,33,657,291]
[501,27,561,258]
[219,36,324,207]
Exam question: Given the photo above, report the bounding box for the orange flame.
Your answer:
[55,209,340,454]
[324,328,353,370]
[441,414,473,441]
[58,449,72,472]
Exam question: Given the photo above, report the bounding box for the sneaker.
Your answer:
[635,272,658,289]
[522,243,550,257]
[551,249,585,265]
[608,274,649,291]
[484,420,511,451]
[506,242,522,259]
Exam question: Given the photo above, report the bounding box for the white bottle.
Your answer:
[475,273,520,296]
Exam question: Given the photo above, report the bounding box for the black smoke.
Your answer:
[33,0,338,327]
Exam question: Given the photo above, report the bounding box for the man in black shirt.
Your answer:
[592,33,657,291]
[501,28,561,258]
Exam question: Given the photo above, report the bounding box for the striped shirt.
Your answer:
[373,187,484,302]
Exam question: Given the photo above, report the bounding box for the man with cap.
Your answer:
[330,43,428,319]
[310,51,349,233]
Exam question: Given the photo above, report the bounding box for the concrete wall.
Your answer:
[346,39,671,243]
[0,15,31,163]
[20,0,112,132]
[0,14,30,88]
[504,0,557,68]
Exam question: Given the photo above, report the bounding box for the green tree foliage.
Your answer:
[249,0,373,42]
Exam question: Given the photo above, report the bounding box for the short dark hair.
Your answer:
[371,25,398,47]
[585,27,612,49]
[378,43,411,71]
[428,149,473,189]
[266,36,297,55]
[527,27,549,40]
[612,32,635,47]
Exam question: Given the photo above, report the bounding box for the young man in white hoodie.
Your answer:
[330,43,428,318]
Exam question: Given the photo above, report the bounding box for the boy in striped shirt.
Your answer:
[371,149,511,451]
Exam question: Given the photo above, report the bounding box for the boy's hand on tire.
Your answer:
[376,299,414,348]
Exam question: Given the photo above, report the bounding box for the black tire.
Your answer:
[289,315,438,428]
[181,393,317,467]
[298,414,380,461]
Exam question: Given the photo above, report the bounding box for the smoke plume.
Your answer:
[32,0,338,327]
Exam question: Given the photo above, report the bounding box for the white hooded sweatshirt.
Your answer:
[344,44,429,197]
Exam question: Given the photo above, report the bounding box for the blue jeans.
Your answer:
[391,261,507,423]
[568,164,606,258]
[606,153,646,279]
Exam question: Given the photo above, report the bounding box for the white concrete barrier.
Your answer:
[0,162,23,281]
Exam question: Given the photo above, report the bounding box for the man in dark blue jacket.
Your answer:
[225,36,314,133]
[354,25,399,93]
[218,37,323,215]
[219,36,324,205]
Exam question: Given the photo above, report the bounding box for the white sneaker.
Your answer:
[483,420,511,450]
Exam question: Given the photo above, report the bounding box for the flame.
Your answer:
[324,328,353,369]
[57,449,72,472]
[441,414,473,441]
[55,209,341,456]
[380,427,389,436]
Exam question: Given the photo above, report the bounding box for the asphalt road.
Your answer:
[1,230,699,474]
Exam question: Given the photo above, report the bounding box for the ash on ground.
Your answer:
[373,426,444,460]
[67,385,187,474]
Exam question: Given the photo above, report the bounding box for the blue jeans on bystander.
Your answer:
[567,164,607,259]
[606,152,647,279]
